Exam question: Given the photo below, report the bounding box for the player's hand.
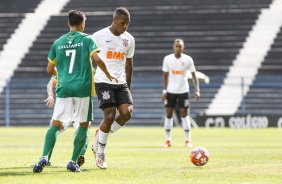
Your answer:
[106,74,118,84]
[194,91,200,101]
[44,96,54,108]
[162,93,167,102]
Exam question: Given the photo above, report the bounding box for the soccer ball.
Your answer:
[190,146,209,166]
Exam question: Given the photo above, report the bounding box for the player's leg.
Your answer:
[179,92,192,147]
[67,97,92,172]
[46,120,73,166]
[33,120,61,173]
[163,93,177,147]
[92,83,117,169]
[58,120,73,134]
[94,106,116,169]
[76,121,91,167]
[46,148,53,166]
[42,120,62,157]
[112,83,133,132]
[31,119,54,167]
[109,109,120,133]
[33,97,73,173]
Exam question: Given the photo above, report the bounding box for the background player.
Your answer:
[91,7,135,169]
[161,39,200,148]
[32,10,117,173]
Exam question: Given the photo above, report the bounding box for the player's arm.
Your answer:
[44,78,57,108]
[125,58,133,90]
[47,62,57,76]
[162,72,169,102]
[191,72,200,101]
[92,52,118,83]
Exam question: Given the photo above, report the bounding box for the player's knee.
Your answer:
[180,112,188,117]
[104,113,116,124]
[166,115,173,119]
[103,107,116,123]
[121,111,132,122]
[79,122,89,128]
[180,108,188,117]
[104,117,115,125]
[118,105,133,122]
[166,112,173,119]
[50,120,63,130]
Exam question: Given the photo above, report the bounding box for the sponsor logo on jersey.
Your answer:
[58,42,83,49]
[171,69,184,75]
[122,38,129,47]
[102,91,110,100]
[107,50,125,60]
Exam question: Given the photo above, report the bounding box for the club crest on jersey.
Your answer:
[122,38,129,47]
[102,91,110,100]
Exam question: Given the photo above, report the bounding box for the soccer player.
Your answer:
[32,10,117,173]
[91,7,135,169]
[161,39,200,148]
[43,75,89,167]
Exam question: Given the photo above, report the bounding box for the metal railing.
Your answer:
[1,75,282,127]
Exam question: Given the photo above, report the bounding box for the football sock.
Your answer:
[42,126,59,157]
[164,117,173,141]
[182,116,191,141]
[47,148,53,163]
[97,129,109,153]
[110,121,122,133]
[79,132,89,156]
[71,127,88,163]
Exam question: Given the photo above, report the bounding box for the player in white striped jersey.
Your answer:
[91,7,135,169]
[162,39,200,148]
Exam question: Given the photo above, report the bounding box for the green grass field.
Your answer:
[0,127,281,184]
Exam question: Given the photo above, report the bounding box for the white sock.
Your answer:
[110,121,122,133]
[164,117,173,141]
[181,116,191,141]
[97,129,109,153]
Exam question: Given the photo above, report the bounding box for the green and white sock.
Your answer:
[71,127,88,163]
[79,132,89,156]
[42,126,59,157]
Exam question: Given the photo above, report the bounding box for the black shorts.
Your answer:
[165,92,189,108]
[95,83,133,110]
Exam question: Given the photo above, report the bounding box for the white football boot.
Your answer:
[95,153,107,169]
[91,129,99,154]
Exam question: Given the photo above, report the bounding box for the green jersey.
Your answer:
[48,32,99,97]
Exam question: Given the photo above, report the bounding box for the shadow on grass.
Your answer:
[0,166,97,177]
[0,167,36,176]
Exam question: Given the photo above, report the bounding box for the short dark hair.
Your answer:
[113,7,130,19]
[68,10,86,27]
[174,38,184,46]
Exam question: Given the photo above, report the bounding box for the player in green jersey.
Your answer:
[33,10,117,173]
[31,74,91,168]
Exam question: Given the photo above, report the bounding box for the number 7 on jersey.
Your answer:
[66,49,76,74]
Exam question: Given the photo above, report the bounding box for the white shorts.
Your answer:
[52,97,92,125]
[56,120,92,135]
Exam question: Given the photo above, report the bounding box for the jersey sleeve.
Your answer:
[51,75,57,82]
[126,35,135,58]
[188,57,196,73]
[88,36,100,57]
[47,42,57,65]
[162,56,169,72]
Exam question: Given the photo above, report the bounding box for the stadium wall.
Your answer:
[196,114,282,128]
